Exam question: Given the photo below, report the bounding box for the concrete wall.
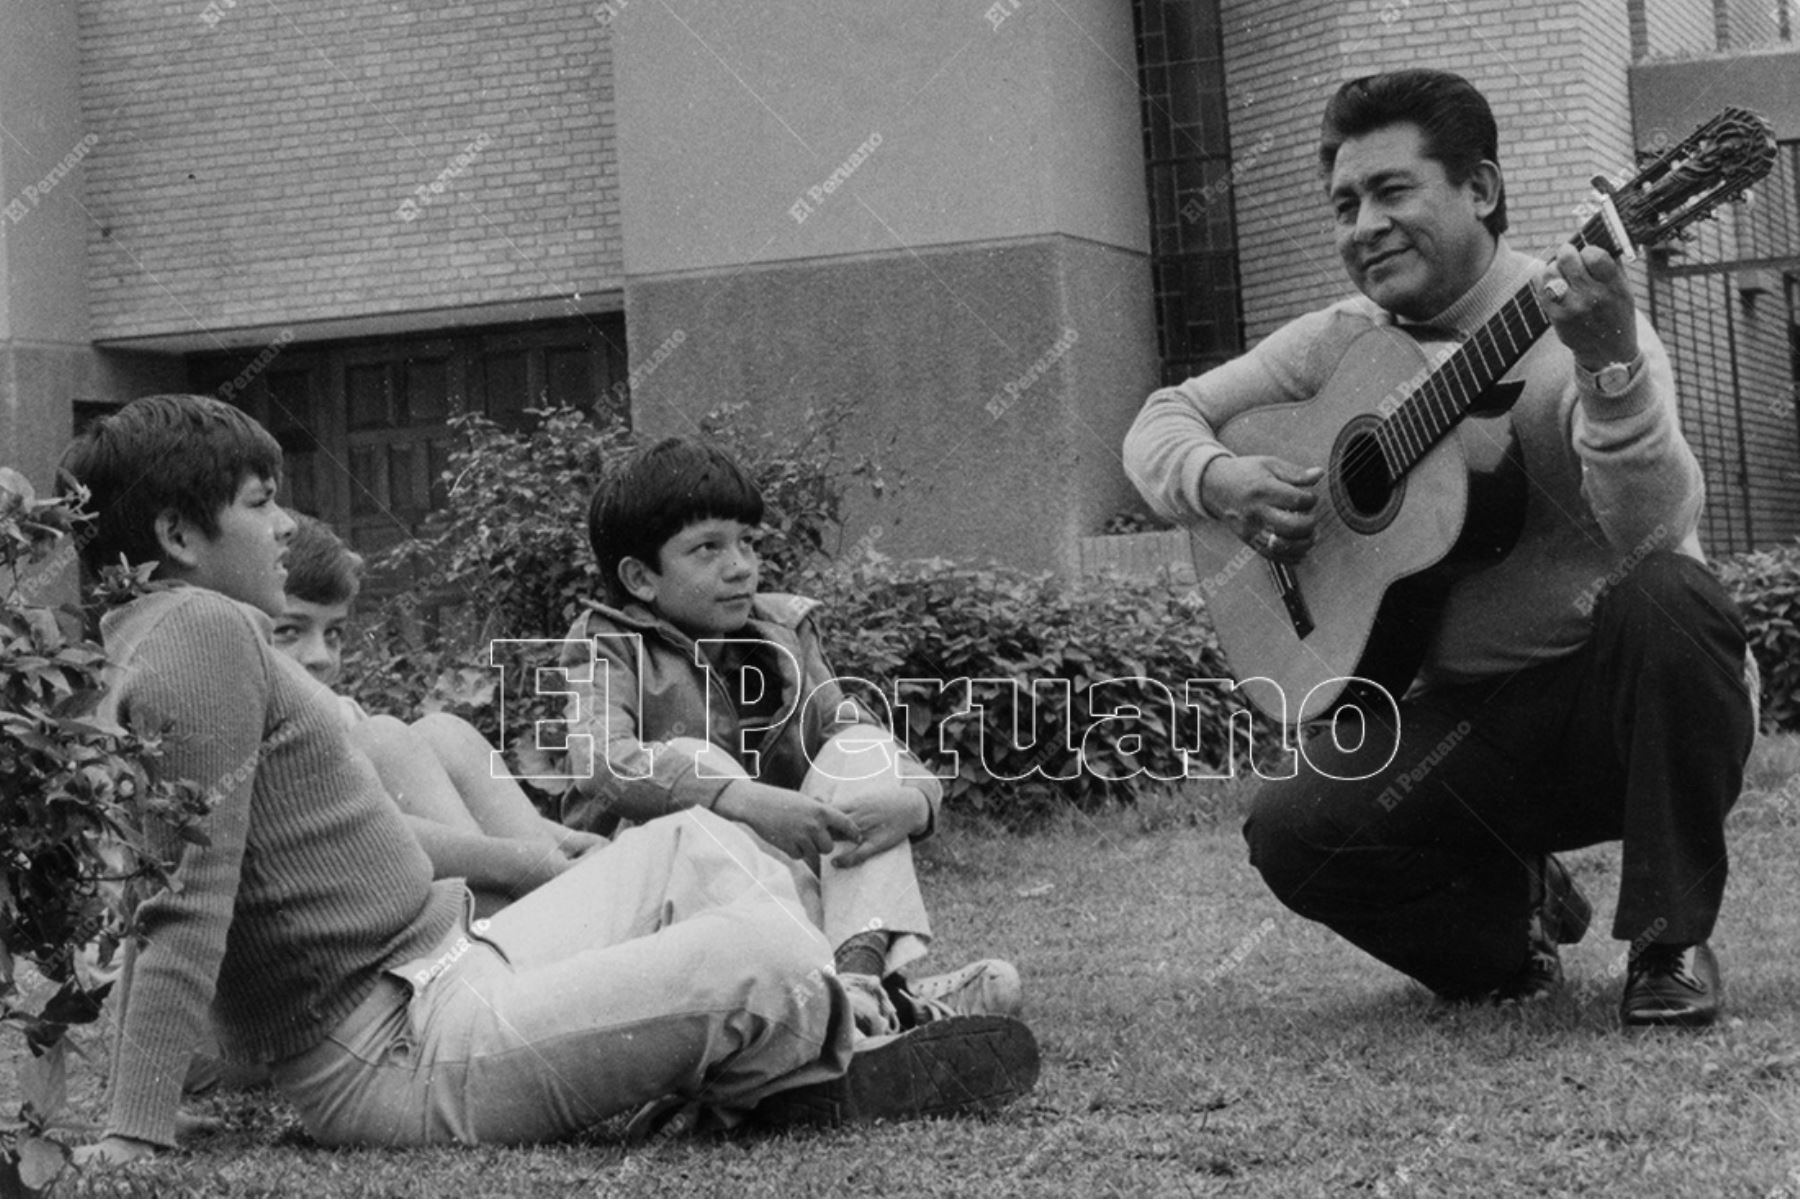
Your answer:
[1631,47,1800,142]
[0,2,108,492]
[77,0,621,341]
[627,237,1151,569]
[613,0,1159,571]
[615,0,1149,277]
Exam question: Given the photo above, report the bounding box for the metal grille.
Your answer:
[1132,0,1243,386]
[1646,140,1800,552]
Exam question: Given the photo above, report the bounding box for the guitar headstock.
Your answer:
[1584,108,1777,255]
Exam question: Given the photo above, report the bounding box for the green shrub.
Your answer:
[0,469,208,1190]
[338,402,883,786]
[808,557,1267,824]
[1715,541,1800,732]
[338,406,622,736]
[336,401,1263,824]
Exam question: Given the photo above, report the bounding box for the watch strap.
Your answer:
[1576,352,1645,398]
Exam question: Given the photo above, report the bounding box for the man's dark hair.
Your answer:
[586,437,764,605]
[285,513,364,606]
[1319,69,1507,237]
[57,393,283,578]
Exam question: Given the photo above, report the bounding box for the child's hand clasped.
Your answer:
[716,781,859,860]
[830,786,930,869]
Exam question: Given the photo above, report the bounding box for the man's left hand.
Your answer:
[1539,243,1638,372]
[830,786,930,868]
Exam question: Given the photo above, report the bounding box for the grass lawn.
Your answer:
[13,739,1800,1197]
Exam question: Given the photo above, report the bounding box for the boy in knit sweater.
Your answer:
[63,395,1038,1164]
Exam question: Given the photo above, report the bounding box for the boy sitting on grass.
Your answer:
[559,436,1023,1036]
[274,513,601,915]
[63,394,1039,1164]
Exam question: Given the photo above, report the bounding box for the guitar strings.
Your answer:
[1282,198,1627,559]
[1278,280,1557,558]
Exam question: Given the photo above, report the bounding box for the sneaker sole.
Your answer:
[753,1015,1040,1128]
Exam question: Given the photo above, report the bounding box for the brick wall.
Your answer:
[1219,0,1344,342]
[1633,0,1716,58]
[1223,0,1639,343]
[1722,0,1787,48]
[78,0,620,340]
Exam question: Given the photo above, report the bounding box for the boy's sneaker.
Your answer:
[752,1015,1040,1128]
[893,959,1024,1024]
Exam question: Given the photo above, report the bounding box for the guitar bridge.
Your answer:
[1269,561,1314,639]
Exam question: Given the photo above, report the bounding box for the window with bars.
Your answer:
[1132,0,1244,386]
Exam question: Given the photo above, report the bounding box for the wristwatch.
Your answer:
[1576,352,1644,398]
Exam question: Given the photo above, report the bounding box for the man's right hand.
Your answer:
[713,781,859,859]
[1201,455,1324,564]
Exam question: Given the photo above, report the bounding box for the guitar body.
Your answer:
[1191,326,1525,723]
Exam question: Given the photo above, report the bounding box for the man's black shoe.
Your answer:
[1538,854,1592,945]
[1621,942,1721,1028]
[1493,914,1564,1004]
[751,1015,1040,1128]
[1487,856,1590,1005]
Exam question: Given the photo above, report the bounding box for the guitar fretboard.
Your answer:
[1372,216,1615,479]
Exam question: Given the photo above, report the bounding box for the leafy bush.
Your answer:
[808,557,1268,824]
[0,469,208,1190]
[338,406,622,735]
[338,402,884,785]
[336,400,1262,824]
[1715,541,1800,732]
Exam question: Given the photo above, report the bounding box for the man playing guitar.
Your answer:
[1124,69,1754,1024]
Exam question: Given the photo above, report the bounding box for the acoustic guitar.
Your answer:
[1191,107,1778,724]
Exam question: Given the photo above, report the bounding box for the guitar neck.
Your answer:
[1375,215,1618,479]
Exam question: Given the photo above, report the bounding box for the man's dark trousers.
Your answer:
[1243,551,1755,998]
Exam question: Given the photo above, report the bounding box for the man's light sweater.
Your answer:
[1123,242,1704,686]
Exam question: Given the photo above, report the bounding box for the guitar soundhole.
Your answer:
[1331,416,1404,534]
[1341,430,1392,513]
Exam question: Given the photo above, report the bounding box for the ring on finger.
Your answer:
[1543,278,1570,303]
[1263,529,1280,552]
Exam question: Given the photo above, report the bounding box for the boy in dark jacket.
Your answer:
[560,437,1024,1034]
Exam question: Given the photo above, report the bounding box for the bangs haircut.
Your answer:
[57,393,283,578]
[285,513,365,606]
[1318,68,1507,237]
[587,437,764,605]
